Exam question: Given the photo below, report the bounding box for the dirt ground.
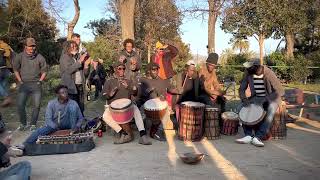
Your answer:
[2,91,320,180]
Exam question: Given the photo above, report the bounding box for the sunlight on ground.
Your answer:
[165,130,178,167]
[287,123,320,135]
[201,139,247,180]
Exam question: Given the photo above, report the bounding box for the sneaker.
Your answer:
[252,137,264,147]
[114,133,133,144]
[29,125,37,131]
[7,146,23,157]
[139,135,152,145]
[235,136,253,144]
[151,129,166,142]
[17,125,26,131]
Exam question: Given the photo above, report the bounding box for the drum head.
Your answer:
[181,101,205,107]
[222,112,238,120]
[144,98,168,110]
[110,98,132,110]
[239,104,265,125]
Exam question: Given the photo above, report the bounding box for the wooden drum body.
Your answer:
[178,101,205,141]
[221,112,239,135]
[204,107,220,140]
[144,98,168,124]
[109,98,134,124]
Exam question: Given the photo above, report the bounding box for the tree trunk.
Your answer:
[147,43,151,63]
[67,0,80,40]
[119,0,135,40]
[207,0,216,54]
[258,34,265,65]
[285,32,294,59]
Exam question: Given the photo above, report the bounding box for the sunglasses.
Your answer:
[117,67,126,71]
[151,68,159,71]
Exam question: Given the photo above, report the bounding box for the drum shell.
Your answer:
[110,103,134,124]
[221,114,239,136]
[204,108,220,140]
[144,108,167,124]
[178,104,204,141]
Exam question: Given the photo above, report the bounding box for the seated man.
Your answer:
[236,59,284,147]
[23,85,84,144]
[0,131,31,180]
[172,60,210,120]
[102,61,151,145]
[140,62,181,141]
[199,53,226,112]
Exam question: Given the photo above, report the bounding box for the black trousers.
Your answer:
[69,84,85,115]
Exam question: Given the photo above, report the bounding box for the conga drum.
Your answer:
[109,98,134,124]
[144,98,168,123]
[221,112,239,135]
[204,107,220,140]
[239,104,266,126]
[263,101,287,140]
[178,101,205,141]
[109,98,134,136]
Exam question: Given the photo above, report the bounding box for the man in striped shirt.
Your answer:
[236,59,284,147]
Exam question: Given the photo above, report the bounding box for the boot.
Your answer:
[114,133,133,144]
[139,135,152,145]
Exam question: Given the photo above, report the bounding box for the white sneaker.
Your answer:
[235,136,252,144]
[252,137,264,147]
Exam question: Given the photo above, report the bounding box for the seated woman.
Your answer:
[23,85,85,144]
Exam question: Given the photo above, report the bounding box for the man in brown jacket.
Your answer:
[199,53,226,111]
[236,59,284,147]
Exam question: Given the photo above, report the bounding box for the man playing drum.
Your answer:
[140,62,181,141]
[102,62,151,145]
[199,53,226,112]
[236,59,284,147]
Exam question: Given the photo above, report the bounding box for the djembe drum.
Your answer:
[144,98,168,123]
[221,112,239,135]
[239,104,266,126]
[109,98,134,136]
[204,107,220,140]
[178,101,205,141]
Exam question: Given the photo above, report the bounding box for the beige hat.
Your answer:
[25,38,36,46]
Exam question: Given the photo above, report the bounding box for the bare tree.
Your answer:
[67,0,80,40]
[184,0,226,54]
[118,0,135,40]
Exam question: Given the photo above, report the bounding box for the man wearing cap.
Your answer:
[13,38,47,131]
[151,41,178,80]
[199,53,226,111]
[236,59,284,147]
[102,61,151,145]
[140,62,181,141]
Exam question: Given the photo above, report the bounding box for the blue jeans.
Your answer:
[0,161,31,180]
[17,82,42,126]
[0,69,10,97]
[24,104,81,144]
[242,101,279,139]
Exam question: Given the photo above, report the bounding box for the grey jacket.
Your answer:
[59,53,89,94]
[239,66,284,103]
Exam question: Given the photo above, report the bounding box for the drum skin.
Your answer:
[144,99,168,124]
[239,104,266,125]
[221,112,239,136]
[178,102,205,141]
[204,107,220,140]
[109,99,134,124]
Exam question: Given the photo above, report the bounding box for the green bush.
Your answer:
[265,52,290,80]
[287,54,312,82]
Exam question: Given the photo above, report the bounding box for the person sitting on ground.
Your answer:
[102,61,151,145]
[199,53,226,112]
[21,85,84,145]
[0,131,31,180]
[140,62,181,141]
[236,59,284,147]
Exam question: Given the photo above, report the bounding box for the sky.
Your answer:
[53,0,283,56]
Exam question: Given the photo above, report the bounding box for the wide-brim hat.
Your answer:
[206,53,219,65]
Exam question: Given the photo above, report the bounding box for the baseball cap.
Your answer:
[25,38,36,46]
[243,58,261,68]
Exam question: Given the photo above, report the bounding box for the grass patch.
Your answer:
[285,83,320,94]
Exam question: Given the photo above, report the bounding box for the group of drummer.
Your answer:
[101,39,284,147]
